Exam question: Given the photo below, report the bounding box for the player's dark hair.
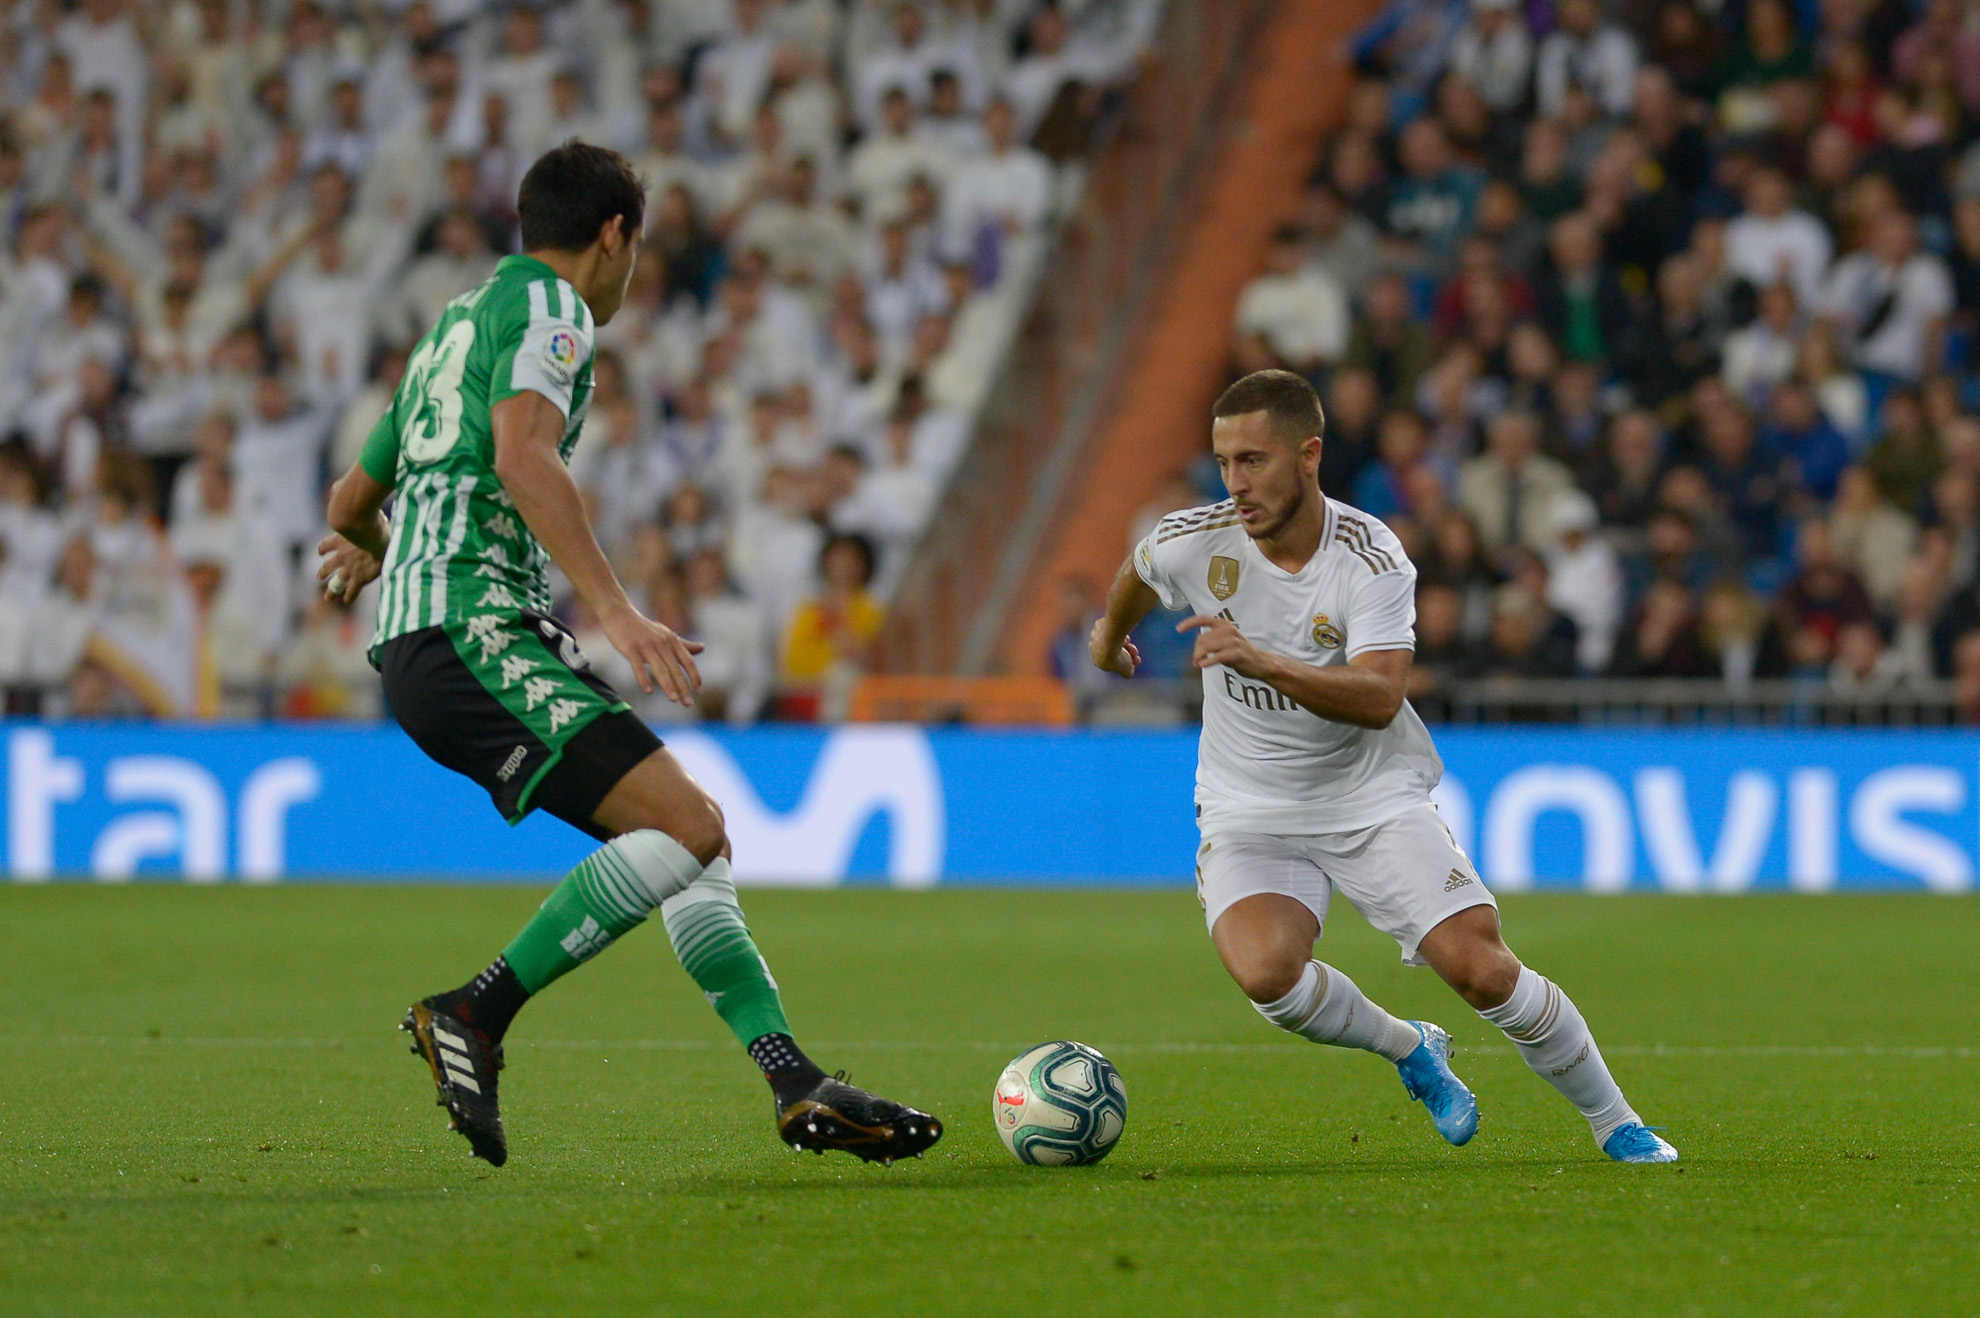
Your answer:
[1213,369,1326,446]
[518,140,646,253]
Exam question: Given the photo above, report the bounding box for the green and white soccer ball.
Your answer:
[992,1041,1127,1165]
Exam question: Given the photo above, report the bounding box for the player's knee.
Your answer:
[1228,952,1306,1005]
[674,792,727,868]
[1456,951,1520,1010]
[668,803,725,867]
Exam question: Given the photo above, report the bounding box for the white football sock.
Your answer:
[1254,961,1422,1062]
[1478,966,1637,1146]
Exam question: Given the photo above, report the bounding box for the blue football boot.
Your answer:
[1603,1123,1679,1163]
[1395,1022,1479,1146]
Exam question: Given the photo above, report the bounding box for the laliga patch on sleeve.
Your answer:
[543,328,580,385]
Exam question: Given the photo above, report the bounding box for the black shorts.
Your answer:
[376,611,663,841]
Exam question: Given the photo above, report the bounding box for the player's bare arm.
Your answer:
[489,388,703,705]
[317,463,393,605]
[1178,614,1409,729]
[1089,553,1157,677]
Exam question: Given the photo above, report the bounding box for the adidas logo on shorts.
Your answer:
[1444,868,1474,892]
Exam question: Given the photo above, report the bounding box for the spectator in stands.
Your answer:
[1610,577,1710,677]
[830,417,937,589]
[1819,209,1955,383]
[0,533,32,703]
[1415,507,1495,640]
[1516,117,1581,224]
[1624,253,1718,407]
[684,548,769,726]
[780,531,883,723]
[1828,619,1895,692]
[1765,378,1852,508]
[1883,556,1950,684]
[1342,272,1437,409]
[1231,225,1350,386]
[1724,167,1833,310]
[1779,520,1876,663]
[32,534,99,701]
[1377,117,1482,274]
[1477,581,1579,679]
[1448,0,1532,116]
[1407,580,1478,708]
[278,593,379,720]
[1830,466,1919,610]
[1696,399,1783,564]
[1536,0,1639,119]
[848,86,955,225]
[1048,573,1125,714]
[921,69,990,162]
[1001,1,1154,154]
[1721,282,1804,405]
[1535,211,1630,366]
[1797,324,1870,444]
[1354,408,1433,522]
[1698,579,1791,687]
[1459,410,1575,558]
[1300,182,1380,301]
[1543,490,1623,672]
[392,211,496,346]
[1319,368,1381,498]
[1865,387,1946,512]
[941,98,1053,267]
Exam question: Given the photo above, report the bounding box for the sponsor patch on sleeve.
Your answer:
[543,328,580,385]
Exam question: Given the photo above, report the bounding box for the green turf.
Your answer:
[1,886,1976,1317]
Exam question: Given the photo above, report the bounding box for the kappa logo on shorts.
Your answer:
[496,745,528,782]
[1444,868,1474,892]
[546,698,585,733]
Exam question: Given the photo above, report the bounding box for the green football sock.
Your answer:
[660,858,792,1046]
[502,830,704,995]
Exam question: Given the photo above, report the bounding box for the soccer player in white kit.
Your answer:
[1089,370,1676,1163]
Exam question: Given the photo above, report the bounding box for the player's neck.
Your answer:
[524,247,598,308]
[1252,485,1326,573]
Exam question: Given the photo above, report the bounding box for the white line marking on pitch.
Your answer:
[0,1038,1975,1059]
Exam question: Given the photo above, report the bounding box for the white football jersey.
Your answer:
[1134,496,1443,835]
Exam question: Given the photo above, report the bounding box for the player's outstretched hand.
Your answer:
[1088,619,1141,677]
[315,532,382,604]
[603,602,704,705]
[1179,614,1271,679]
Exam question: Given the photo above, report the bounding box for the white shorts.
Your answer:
[1196,802,1495,966]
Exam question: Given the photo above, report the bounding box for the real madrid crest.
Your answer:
[1312,613,1343,648]
[1207,556,1240,601]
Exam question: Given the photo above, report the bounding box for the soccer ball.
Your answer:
[992,1041,1127,1165]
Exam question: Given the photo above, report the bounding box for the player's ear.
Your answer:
[598,213,627,255]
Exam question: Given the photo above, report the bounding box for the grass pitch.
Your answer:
[1,886,1975,1317]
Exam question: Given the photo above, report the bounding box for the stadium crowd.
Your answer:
[0,0,1158,721]
[1145,0,1980,718]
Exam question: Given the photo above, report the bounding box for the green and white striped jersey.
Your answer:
[359,254,597,653]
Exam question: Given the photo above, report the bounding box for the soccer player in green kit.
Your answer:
[316,142,941,1168]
